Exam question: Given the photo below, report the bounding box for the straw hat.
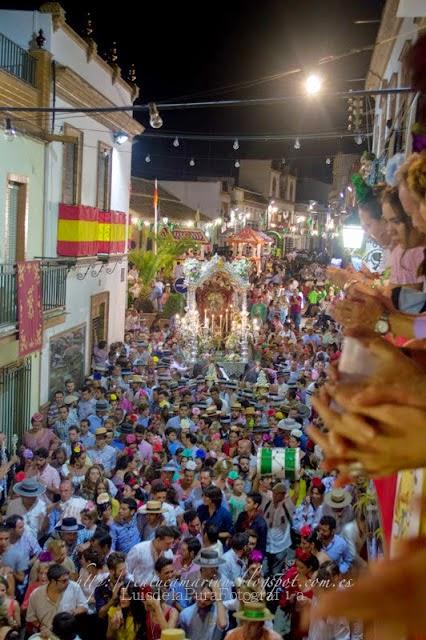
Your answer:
[234,602,274,621]
[324,488,352,509]
[161,630,189,640]
[201,406,221,419]
[138,500,165,514]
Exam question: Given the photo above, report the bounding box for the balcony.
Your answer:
[0,264,17,330]
[0,33,36,86]
[0,261,68,332]
[40,261,68,312]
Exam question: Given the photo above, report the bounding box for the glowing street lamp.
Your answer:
[305,74,322,95]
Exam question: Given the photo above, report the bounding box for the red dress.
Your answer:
[279,565,314,639]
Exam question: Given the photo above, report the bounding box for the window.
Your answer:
[0,359,32,446]
[62,124,83,205]
[5,176,28,263]
[97,142,112,211]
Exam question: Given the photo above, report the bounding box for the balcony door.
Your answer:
[5,176,28,263]
[90,292,109,359]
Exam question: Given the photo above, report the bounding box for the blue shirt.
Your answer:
[167,440,183,456]
[197,504,233,535]
[166,416,195,430]
[112,439,126,451]
[80,432,96,449]
[179,603,227,640]
[88,444,117,474]
[88,414,104,434]
[323,534,354,574]
[137,417,150,428]
[77,398,97,420]
[54,416,75,441]
[220,549,245,596]
[110,517,140,554]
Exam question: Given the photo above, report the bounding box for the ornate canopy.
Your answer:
[182,254,250,290]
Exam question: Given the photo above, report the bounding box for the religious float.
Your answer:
[175,255,251,372]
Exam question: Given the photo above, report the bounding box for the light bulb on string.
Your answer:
[326,157,331,165]
[354,134,363,145]
[173,137,180,148]
[281,158,286,164]
[233,139,239,151]
[145,154,151,163]
[189,158,195,167]
[148,103,163,129]
[294,137,301,150]
[234,160,240,168]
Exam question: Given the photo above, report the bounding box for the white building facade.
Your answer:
[0,4,142,406]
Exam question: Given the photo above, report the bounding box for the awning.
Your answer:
[162,228,209,243]
[227,226,273,245]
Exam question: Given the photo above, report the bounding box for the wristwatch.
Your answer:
[374,313,390,335]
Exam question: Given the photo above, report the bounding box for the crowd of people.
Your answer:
[0,151,424,640]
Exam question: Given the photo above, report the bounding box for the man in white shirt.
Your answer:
[47,479,88,528]
[219,533,247,599]
[263,482,295,576]
[27,564,87,635]
[276,372,289,398]
[126,525,175,585]
[6,478,47,539]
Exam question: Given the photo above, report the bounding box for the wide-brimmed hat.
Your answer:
[161,462,177,473]
[201,406,220,419]
[64,394,79,405]
[138,500,165,514]
[252,425,269,433]
[119,423,134,435]
[290,428,303,439]
[95,427,108,436]
[234,602,274,622]
[324,488,352,509]
[55,517,84,533]
[194,549,226,566]
[245,407,255,415]
[96,400,110,411]
[295,403,311,419]
[13,477,46,497]
[277,418,299,431]
[230,402,242,410]
[31,412,44,423]
[131,374,145,383]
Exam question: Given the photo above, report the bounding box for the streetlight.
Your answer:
[342,210,364,250]
[305,74,322,95]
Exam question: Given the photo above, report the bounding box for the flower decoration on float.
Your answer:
[182,258,202,284]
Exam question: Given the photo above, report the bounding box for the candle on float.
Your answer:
[211,314,215,333]
[219,314,223,334]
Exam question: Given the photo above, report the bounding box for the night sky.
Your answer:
[2,0,385,183]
